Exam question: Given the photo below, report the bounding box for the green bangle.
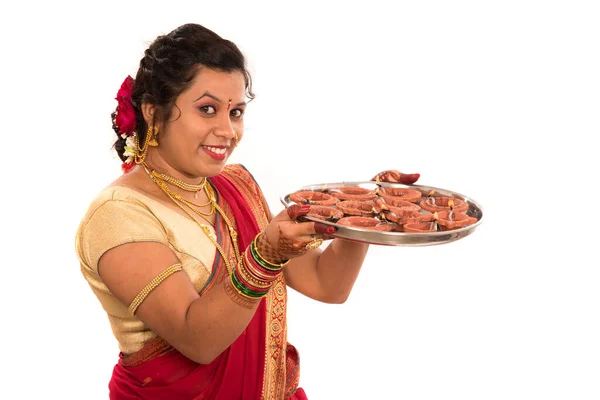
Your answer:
[251,236,288,270]
[231,269,268,298]
[250,242,282,272]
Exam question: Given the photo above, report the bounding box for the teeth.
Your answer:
[205,146,227,155]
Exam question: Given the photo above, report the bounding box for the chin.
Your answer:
[200,162,228,178]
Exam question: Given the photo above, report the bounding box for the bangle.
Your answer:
[252,233,289,268]
[236,257,273,289]
[250,242,283,272]
[243,250,280,281]
[231,269,269,298]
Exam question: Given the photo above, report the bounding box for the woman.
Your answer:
[75,23,419,399]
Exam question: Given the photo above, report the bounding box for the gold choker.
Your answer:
[143,163,206,196]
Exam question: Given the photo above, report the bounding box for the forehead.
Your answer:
[183,68,246,101]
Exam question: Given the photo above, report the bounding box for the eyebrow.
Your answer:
[193,91,246,106]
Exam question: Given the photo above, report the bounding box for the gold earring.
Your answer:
[135,125,158,164]
[147,125,159,147]
[233,129,239,147]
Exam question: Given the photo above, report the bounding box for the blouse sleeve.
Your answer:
[78,198,169,273]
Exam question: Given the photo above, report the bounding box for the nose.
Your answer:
[213,116,236,141]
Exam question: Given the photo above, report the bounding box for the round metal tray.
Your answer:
[280,181,483,247]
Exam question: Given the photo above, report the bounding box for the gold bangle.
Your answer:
[229,270,267,300]
[253,233,289,268]
[236,257,273,288]
[128,263,183,315]
[243,249,279,281]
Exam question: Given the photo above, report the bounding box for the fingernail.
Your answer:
[327,227,337,234]
[315,224,329,234]
[300,205,310,211]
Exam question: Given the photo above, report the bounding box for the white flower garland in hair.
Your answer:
[123,135,137,165]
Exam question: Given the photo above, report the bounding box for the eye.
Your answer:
[200,105,216,115]
[230,109,244,118]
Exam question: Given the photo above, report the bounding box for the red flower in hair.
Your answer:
[115,76,136,136]
[121,161,135,174]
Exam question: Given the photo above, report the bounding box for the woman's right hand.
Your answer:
[372,170,420,184]
[257,204,335,263]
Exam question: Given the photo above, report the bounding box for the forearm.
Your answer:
[180,280,261,364]
[315,239,369,303]
[179,235,286,364]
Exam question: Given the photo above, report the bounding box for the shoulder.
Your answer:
[79,186,159,225]
[75,187,168,271]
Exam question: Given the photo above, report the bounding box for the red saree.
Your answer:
[108,165,306,400]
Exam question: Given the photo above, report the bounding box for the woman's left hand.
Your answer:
[259,205,336,262]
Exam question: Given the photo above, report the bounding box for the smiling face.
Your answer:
[148,67,247,178]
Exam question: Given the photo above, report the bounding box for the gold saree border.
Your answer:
[121,164,299,399]
[221,165,297,400]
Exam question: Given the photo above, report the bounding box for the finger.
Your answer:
[372,170,420,184]
[293,221,336,238]
[314,222,337,236]
[371,170,397,182]
[399,173,420,185]
[285,204,310,220]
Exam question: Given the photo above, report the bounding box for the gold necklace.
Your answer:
[152,178,215,224]
[143,165,241,274]
[144,162,207,198]
[142,163,213,213]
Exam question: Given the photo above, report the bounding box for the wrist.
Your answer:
[255,232,289,265]
[227,235,287,304]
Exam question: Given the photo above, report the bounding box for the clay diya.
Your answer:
[403,222,438,233]
[337,216,394,232]
[375,197,421,215]
[327,187,376,201]
[383,210,427,227]
[391,212,437,232]
[306,205,344,222]
[419,194,468,213]
[378,187,422,203]
[289,190,339,206]
[435,210,478,231]
[402,212,440,233]
[336,200,379,217]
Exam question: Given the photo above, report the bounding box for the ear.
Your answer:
[141,102,157,126]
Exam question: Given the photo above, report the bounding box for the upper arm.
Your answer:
[98,241,200,349]
[80,199,200,356]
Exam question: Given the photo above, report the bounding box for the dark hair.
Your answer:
[112,23,255,161]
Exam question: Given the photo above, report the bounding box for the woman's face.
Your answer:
[156,68,247,178]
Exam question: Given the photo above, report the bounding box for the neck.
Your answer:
[144,149,206,186]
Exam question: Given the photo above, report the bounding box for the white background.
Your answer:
[2,1,599,399]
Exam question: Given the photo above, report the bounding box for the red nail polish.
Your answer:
[327,227,336,234]
[300,205,310,211]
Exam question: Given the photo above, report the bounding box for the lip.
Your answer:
[201,145,229,161]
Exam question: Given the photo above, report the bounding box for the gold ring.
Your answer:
[305,238,324,250]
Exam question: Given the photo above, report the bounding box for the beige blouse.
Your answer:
[75,186,219,354]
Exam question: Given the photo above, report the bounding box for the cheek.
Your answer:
[236,122,245,137]
[179,119,208,143]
